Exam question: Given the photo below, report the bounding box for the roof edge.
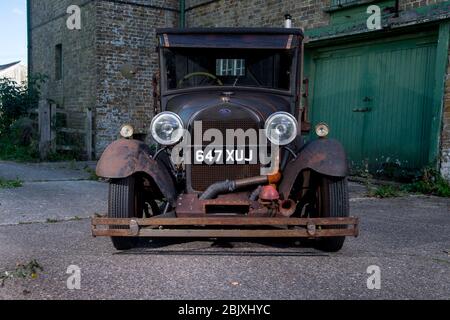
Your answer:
[0,61,22,72]
[156,27,304,36]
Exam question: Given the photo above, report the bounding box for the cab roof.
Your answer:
[156,28,304,49]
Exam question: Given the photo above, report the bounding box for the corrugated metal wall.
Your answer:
[309,33,437,172]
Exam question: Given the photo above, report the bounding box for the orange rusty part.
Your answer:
[268,172,282,184]
[260,185,280,201]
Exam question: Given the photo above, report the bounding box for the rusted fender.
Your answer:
[279,138,348,199]
[96,139,177,204]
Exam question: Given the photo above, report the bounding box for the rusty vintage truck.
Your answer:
[92,28,359,252]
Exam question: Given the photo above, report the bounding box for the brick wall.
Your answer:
[94,0,179,156]
[30,0,180,158]
[441,53,450,180]
[400,0,445,10]
[186,0,447,28]
[186,0,330,29]
[30,0,97,156]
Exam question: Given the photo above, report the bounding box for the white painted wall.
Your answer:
[0,64,28,85]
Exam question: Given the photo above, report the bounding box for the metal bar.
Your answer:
[26,0,32,82]
[92,228,358,238]
[92,217,359,227]
[179,0,186,28]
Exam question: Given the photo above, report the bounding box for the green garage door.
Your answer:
[309,33,437,172]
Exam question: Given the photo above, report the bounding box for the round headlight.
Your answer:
[150,112,184,145]
[265,112,298,146]
[315,123,330,138]
[120,124,134,138]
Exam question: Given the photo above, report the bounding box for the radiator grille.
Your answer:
[191,164,261,191]
[190,119,261,192]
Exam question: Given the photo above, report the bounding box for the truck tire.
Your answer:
[315,176,350,253]
[108,176,141,251]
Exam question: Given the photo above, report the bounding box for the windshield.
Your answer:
[163,48,294,91]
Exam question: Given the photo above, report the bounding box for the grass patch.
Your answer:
[84,166,99,181]
[0,177,23,189]
[370,185,404,198]
[358,165,450,199]
[18,221,33,225]
[0,260,43,287]
[432,258,450,265]
[404,177,450,198]
[0,137,39,163]
[368,178,450,199]
[46,216,84,224]
[45,151,77,162]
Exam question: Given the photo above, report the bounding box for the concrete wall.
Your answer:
[0,64,28,84]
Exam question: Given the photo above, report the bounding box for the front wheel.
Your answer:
[314,175,350,252]
[108,176,157,250]
[108,177,140,250]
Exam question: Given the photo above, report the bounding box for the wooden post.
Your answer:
[38,100,51,159]
[85,108,93,160]
[50,103,57,152]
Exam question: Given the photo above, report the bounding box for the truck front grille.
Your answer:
[190,119,261,192]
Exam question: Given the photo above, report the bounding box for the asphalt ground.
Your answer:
[0,161,449,300]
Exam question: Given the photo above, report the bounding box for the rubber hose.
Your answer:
[200,180,237,200]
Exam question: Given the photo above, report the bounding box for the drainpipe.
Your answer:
[179,0,186,28]
[26,0,32,82]
[394,0,399,17]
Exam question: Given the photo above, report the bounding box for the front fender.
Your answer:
[96,139,177,205]
[279,138,348,199]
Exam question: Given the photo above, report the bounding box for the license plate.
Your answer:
[194,147,257,165]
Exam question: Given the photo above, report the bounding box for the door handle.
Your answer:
[353,107,372,113]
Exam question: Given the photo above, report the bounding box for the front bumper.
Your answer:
[91,217,359,238]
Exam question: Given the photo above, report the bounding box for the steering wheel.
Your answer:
[178,72,224,88]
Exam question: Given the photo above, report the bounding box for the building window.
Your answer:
[55,44,63,80]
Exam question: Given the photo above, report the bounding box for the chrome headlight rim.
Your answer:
[315,122,330,138]
[150,111,184,146]
[264,112,298,146]
[120,124,134,138]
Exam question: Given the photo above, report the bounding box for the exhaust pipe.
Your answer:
[200,174,282,200]
[284,14,292,28]
[279,199,297,217]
